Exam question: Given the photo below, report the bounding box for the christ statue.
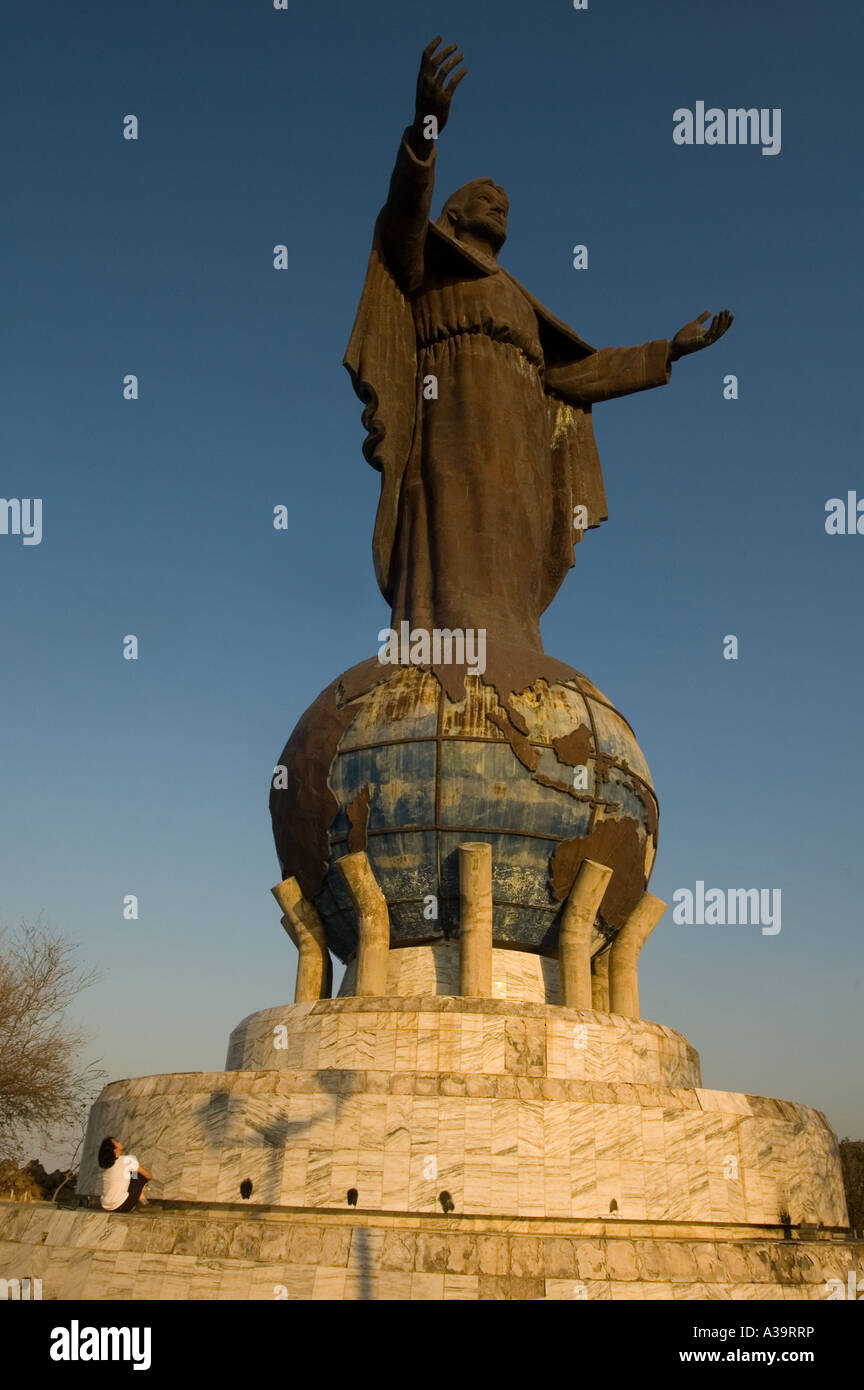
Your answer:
[345,37,733,652]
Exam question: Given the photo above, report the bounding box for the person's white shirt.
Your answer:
[101,1154,139,1211]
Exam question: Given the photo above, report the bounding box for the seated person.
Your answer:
[97,1136,152,1212]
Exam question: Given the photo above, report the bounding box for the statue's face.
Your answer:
[453,182,509,251]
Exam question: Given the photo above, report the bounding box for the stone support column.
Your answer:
[608,892,666,1019]
[559,859,613,1008]
[337,852,390,996]
[591,950,611,1011]
[271,877,332,1001]
[459,842,493,997]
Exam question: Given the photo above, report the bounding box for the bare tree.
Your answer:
[0,924,104,1160]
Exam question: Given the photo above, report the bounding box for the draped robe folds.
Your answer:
[344,132,673,651]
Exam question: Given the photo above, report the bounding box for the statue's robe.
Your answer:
[345,133,672,650]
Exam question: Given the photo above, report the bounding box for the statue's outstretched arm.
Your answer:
[545,341,672,407]
[545,308,733,405]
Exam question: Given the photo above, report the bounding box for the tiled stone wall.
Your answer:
[1,1202,861,1302]
[225,997,701,1088]
[338,943,562,1003]
[75,1000,847,1227]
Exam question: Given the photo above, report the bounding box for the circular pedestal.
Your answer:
[76,999,848,1231]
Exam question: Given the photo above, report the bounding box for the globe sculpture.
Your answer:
[270,646,658,965]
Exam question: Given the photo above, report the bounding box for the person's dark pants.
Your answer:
[115,1175,149,1212]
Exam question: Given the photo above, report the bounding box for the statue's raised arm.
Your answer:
[408,36,466,156]
[379,38,466,294]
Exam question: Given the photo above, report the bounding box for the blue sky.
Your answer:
[2,0,862,1162]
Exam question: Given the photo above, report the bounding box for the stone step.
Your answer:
[2,1199,861,1301]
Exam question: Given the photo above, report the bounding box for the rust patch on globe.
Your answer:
[552,725,593,768]
[270,656,385,900]
[486,708,539,771]
[549,817,647,930]
[346,786,371,853]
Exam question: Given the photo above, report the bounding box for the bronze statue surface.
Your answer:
[344,37,732,650]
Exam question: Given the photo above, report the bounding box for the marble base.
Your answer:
[337,942,565,1004]
[73,999,847,1230]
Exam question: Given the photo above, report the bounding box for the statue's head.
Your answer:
[437,179,509,254]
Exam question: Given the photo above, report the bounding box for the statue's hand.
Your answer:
[414,36,466,138]
[669,309,734,361]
